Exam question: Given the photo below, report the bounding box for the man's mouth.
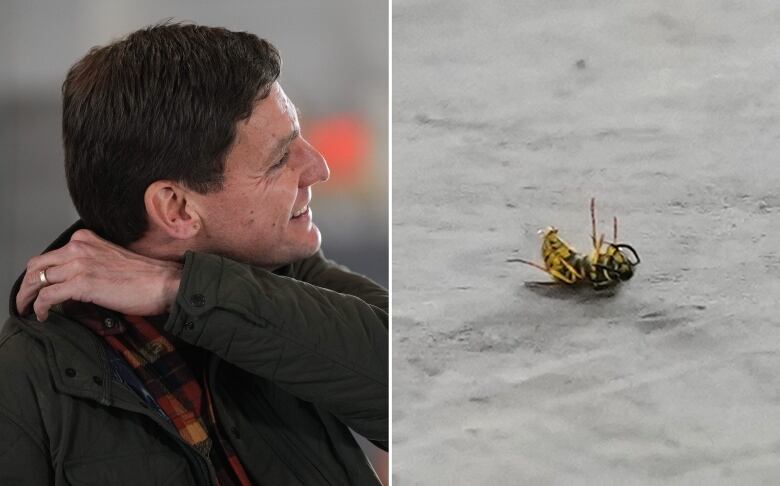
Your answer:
[291,205,310,219]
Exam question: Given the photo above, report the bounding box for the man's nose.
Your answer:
[299,138,330,186]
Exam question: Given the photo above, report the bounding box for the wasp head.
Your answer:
[597,244,640,281]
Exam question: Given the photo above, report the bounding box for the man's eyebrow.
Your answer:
[268,128,300,162]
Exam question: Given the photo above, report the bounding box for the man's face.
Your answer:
[192,82,330,268]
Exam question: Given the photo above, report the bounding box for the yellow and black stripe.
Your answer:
[585,243,639,289]
[540,227,585,284]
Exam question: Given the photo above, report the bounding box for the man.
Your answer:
[0,23,387,485]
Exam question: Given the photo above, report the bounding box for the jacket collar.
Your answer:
[7,221,130,405]
[6,221,293,406]
[9,220,86,318]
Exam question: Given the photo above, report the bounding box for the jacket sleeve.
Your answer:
[164,251,388,442]
[290,250,388,317]
[0,409,52,485]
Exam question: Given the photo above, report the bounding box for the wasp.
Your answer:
[508,198,640,290]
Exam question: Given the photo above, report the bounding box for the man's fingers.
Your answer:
[38,259,87,286]
[25,240,94,277]
[17,229,137,320]
[24,265,54,288]
[16,268,54,316]
[17,262,66,315]
[18,239,98,315]
[19,261,90,318]
[15,279,37,316]
[33,278,86,322]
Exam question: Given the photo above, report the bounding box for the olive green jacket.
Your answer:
[0,222,388,485]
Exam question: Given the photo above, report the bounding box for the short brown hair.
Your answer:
[63,22,281,245]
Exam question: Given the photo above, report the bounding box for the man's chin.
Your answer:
[295,225,323,259]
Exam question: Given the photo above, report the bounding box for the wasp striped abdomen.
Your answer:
[540,227,585,284]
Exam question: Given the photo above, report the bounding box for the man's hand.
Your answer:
[16,229,183,321]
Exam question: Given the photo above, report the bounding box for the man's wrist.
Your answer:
[163,264,183,313]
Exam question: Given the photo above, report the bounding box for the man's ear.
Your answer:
[143,180,202,239]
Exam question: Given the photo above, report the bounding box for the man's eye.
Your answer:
[271,152,290,170]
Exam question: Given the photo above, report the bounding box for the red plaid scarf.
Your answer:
[66,303,252,486]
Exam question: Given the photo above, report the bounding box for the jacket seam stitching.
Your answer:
[212,308,386,386]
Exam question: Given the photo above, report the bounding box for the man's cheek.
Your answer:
[243,210,257,226]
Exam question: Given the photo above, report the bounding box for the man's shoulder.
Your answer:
[0,317,55,461]
[0,318,52,398]
[288,250,353,284]
[289,251,388,311]
[0,317,47,365]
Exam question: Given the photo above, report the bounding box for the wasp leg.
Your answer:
[561,258,584,280]
[506,258,550,273]
[507,258,581,284]
[524,281,564,288]
[549,268,578,284]
[547,257,583,284]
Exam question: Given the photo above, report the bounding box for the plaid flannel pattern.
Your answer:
[104,315,212,454]
[70,304,252,486]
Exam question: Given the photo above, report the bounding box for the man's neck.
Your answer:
[128,227,288,272]
[127,231,192,263]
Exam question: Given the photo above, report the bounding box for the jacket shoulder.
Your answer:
[0,317,49,374]
[0,318,53,443]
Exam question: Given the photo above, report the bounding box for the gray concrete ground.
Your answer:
[393,1,780,484]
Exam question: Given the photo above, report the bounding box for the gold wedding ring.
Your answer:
[38,268,50,287]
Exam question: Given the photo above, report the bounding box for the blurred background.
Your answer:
[0,0,388,482]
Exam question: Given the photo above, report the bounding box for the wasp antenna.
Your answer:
[590,197,598,249]
[613,216,618,241]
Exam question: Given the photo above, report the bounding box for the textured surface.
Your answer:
[392,1,780,484]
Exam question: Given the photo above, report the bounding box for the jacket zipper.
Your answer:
[112,390,218,486]
[91,333,218,486]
